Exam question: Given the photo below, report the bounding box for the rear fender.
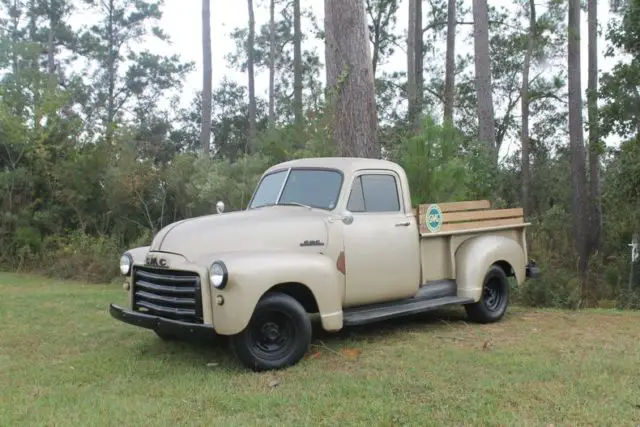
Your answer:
[455,235,525,301]
[206,251,345,335]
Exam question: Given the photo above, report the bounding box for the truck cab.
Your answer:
[110,157,539,371]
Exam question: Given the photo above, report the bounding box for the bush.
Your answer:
[20,231,123,284]
[513,267,582,309]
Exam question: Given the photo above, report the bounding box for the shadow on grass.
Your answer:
[128,307,474,368]
[128,331,239,370]
[125,306,531,372]
[311,306,470,344]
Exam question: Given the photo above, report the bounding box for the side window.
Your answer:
[346,176,365,212]
[347,174,401,212]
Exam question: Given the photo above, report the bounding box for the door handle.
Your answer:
[395,222,410,227]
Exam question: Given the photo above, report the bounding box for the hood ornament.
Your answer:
[215,200,225,214]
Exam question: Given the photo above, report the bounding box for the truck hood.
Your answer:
[149,206,331,263]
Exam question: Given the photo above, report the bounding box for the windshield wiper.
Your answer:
[252,201,313,209]
[277,201,312,209]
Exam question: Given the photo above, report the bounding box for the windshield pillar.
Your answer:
[275,168,292,204]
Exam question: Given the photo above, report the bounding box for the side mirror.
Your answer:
[215,201,225,214]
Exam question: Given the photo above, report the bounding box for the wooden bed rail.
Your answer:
[412,200,525,234]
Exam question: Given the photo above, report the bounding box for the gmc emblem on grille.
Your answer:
[145,255,168,268]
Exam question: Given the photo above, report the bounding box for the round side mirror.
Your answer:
[215,201,225,214]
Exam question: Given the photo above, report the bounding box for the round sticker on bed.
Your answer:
[425,204,443,232]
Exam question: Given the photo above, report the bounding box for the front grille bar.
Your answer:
[132,266,203,324]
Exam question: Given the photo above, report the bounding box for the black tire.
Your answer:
[229,292,312,371]
[464,264,510,323]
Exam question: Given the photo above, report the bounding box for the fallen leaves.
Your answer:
[341,348,362,359]
[306,351,322,360]
[306,341,363,361]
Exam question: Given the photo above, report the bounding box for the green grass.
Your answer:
[2,272,640,426]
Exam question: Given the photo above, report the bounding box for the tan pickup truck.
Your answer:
[110,157,539,371]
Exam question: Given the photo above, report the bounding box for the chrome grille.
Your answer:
[132,267,203,323]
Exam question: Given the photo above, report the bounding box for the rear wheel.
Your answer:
[465,264,510,323]
[229,292,312,371]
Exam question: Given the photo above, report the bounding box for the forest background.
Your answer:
[1,0,639,309]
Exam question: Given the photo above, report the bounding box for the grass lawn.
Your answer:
[1,272,640,426]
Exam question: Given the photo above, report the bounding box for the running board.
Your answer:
[343,296,474,326]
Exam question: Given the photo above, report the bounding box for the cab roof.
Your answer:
[263,157,404,175]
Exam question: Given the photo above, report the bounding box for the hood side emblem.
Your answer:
[300,239,324,247]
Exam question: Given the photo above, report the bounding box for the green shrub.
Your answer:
[36,232,122,284]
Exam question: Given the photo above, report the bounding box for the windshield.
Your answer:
[249,168,343,210]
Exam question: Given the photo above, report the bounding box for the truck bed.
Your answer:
[413,200,529,282]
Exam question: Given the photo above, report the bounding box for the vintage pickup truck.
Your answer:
[110,157,539,371]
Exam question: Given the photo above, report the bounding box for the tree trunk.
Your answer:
[106,0,116,144]
[368,0,380,77]
[630,232,639,292]
[28,0,37,70]
[293,0,303,128]
[587,0,602,253]
[521,0,535,219]
[10,0,19,76]
[200,0,212,155]
[268,0,276,129]
[407,0,416,125]
[28,0,40,132]
[443,0,456,125]
[472,0,497,158]
[9,0,22,116]
[568,0,590,284]
[247,0,257,149]
[45,1,59,127]
[413,0,423,129]
[47,6,56,78]
[324,0,379,158]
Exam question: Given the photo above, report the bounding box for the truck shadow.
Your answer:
[310,307,470,343]
[128,307,505,370]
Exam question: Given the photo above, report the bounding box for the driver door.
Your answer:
[342,170,421,307]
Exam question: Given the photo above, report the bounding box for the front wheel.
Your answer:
[229,292,312,371]
[464,264,510,323]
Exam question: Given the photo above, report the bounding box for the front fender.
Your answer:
[455,235,525,301]
[126,246,151,264]
[208,251,345,335]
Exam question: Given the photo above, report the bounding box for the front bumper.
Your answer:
[109,304,217,339]
[526,260,541,278]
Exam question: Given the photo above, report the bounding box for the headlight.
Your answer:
[119,253,132,276]
[209,261,228,289]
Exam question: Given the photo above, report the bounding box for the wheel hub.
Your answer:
[485,288,496,304]
[250,313,293,355]
[262,322,281,341]
[483,279,502,311]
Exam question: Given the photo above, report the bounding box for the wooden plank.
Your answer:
[439,217,524,232]
[413,200,491,218]
[418,216,524,234]
[421,221,529,237]
[443,208,523,223]
[438,200,491,213]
